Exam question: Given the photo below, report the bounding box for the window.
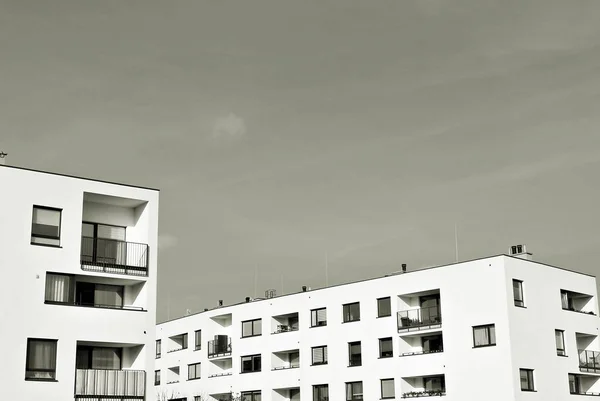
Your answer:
[156,340,161,358]
[381,378,395,399]
[180,333,188,349]
[25,338,58,380]
[242,319,262,337]
[187,362,201,380]
[348,341,362,366]
[311,345,328,365]
[240,390,261,401]
[377,297,391,317]
[311,308,327,327]
[422,335,444,353]
[569,374,581,394]
[343,302,360,322]
[379,337,393,358]
[154,370,160,385]
[513,279,524,307]
[473,324,496,347]
[555,330,566,356]
[76,346,121,369]
[241,354,262,373]
[424,376,445,392]
[75,282,124,308]
[195,330,202,350]
[346,381,363,400]
[520,369,535,391]
[45,273,74,304]
[31,206,62,246]
[313,384,329,401]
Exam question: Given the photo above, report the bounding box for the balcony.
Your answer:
[397,305,442,333]
[580,350,600,373]
[81,236,149,276]
[208,338,232,359]
[401,390,446,398]
[75,369,145,399]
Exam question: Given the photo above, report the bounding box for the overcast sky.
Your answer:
[2,0,600,323]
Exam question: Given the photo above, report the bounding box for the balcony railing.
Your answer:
[400,348,444,357]
[272,364,300,370]
[44,300,145,311]
[397,305,442,332]
[81,236,149,276]
[401,390,446,398]
[75,369,145,398]
[571,392,600,396]
[208,340,232,359]
[579,350,600,373]
[272,324,299,334]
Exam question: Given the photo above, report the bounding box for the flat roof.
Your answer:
[158,253,596,325]
[0,164,159,191]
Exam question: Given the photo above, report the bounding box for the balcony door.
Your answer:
[419,295,440,323]
[76,346,122,370]
[82,222,126,266]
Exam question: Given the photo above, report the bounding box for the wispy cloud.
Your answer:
[210,112,247,143]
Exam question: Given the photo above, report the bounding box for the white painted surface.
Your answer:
[0,166,159,401]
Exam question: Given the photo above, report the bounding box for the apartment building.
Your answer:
[155,250,600,401]
[0,164,159,401]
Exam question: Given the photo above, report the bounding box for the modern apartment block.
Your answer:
[155,250,600,401]
[0,165,159,401]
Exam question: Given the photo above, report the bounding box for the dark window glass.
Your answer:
[313,384,329,401]
[379,337,393,358]
[311,346,328,365]
[377,297,391,317]
[473,324,496,347]
[520,369,535,391]
[513,280,524,307]
[345,381,363,400]
[348,342,362,366]
[188,362,201,380]
[343,302,360,322]
[311,308,327,327]
[241,354,262,373]
[25,339,58,380]
[31,206,62,246]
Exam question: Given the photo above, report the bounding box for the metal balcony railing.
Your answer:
[208,340,232,358]
[75,369,145,398]
[397,305,442,332]
[401,389,446,398]
[579,349,600,373]
[81,236,149,276]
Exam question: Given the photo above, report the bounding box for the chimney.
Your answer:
[509,244,532,260]
[204,308,209,312]
[245,297,251,303]
[0,151,6,165]
[218,300,223,307]
[401,263,407,273]
[302,286,307,292]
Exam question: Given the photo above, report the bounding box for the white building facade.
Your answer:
[0,165,159,401]
[156,253,600,401]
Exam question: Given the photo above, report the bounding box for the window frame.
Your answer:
[313,384,329,401]
[154,369,160,385]
[240,390,261,401]
[513,279,525,307]
[555,329,566,356]
[156,339,161,359]
[240,354,262,373]
[381,378,395,399]
[520,368,535,391]
[342,302,361,323]
[31,205,62,247]
[310,307,327,327]
[472,324,496,348]
[569,374,581,394]
[181,333,188,350]
[348,341,362,367]
[25,338,58,381]
[377,297,392,317]
[194,330,202,350]
[241,318,262,338]
[379,337,393,358]
[187,362,201,380]
[311,345,328,365]
[345,381,363,401]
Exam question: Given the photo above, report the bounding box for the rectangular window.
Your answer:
[343,302,360,322]
[182,333,188,349]
[25,338,58,380]
[377,297,391,317]
[381,378,395,399]
[240,390,261,401]
[311,308,327,327]
[569,374,580,394]
[348,341,362,367]
[555,330,566,356]
[241,354,262,373]
[75,346,121,369]
[75,282,124,308]
[195,330,202,350]
[188,362,201,380]
[345,381,363,401]
[242,319,262,337]
[513,279,524,307]
[520,369,535,391]
[156,340,161,359]
[473,324,496,347]
[31,206,62,246]
[311,345,328,365]
[45,273,74,304]
[154,370,160,385]
[379,337,393,358]
[313,384,329,401]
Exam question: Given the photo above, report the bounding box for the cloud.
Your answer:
[158,234,179,251]
[210,113,247,143]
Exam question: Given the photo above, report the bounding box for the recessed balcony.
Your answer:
[75,369,145,399]
[580,350,600,374]
[208,336,232,359]
[397,305,442,333]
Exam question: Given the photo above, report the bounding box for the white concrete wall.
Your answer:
[0,165,159,401]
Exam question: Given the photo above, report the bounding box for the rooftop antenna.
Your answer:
[325,252,329,287]
[0,151,7,165]
[454,222,459,263]
[254,263,258,299]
